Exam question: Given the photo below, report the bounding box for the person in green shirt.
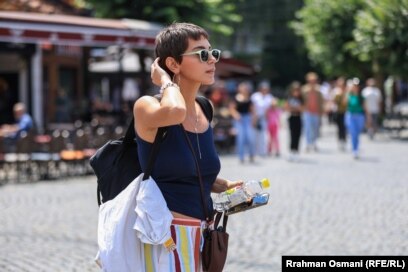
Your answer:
[344,78,367,159]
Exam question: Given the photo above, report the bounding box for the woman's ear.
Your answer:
[165,57,180,75]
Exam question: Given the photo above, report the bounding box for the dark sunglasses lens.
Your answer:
[212,50,220,61]
[200,50,209,62]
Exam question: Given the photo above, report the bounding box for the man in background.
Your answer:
[362,78,382,139]
[302,72,324,152]
[0,102,33,140]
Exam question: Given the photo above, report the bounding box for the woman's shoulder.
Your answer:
[135,95,160,106]
[134,95,161,114]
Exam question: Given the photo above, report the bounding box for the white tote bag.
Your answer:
[134,176,173,244]
[96,173,172,272]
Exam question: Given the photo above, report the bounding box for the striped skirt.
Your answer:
[144,218,204,272]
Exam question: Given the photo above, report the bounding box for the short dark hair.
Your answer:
[155,22,209,78]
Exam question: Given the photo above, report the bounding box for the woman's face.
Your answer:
[292,88,301,97]
[336,78,346,88]
[238,84,250,96]
[351,84,360,93]
[179,36,217,86]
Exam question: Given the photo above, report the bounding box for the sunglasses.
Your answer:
[181,49,221,63]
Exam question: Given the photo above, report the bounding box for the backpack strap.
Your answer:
[97,184,102,206]
[123,117,136,145]
[196,96,213,122]
[143,126,166,180]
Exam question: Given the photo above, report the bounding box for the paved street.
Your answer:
[0,121,407,272]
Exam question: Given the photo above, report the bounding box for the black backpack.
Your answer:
[90,96,213,205]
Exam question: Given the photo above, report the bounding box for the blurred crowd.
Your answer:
[0,70,405,183]
[203,71,390,162]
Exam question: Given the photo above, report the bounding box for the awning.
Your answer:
[0,11,162,48]
[216,57,256,78]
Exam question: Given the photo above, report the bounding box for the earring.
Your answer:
[172,74,181,86]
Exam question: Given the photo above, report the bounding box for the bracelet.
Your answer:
[160,82,180,93]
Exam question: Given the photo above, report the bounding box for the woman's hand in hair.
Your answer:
[151,58,172,87]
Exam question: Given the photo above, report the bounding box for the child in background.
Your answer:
[267,100,281,157]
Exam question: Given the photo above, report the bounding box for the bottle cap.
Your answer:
[260,178,270,188]
[225,188,236,195]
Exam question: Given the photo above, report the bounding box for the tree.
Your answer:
[351,0,408,80]
[84,0,241,37]
[291,0,408,82]
[290,0,369,78]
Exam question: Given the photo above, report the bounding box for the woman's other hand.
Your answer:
[226,180,244,190]
[212,178,244,193]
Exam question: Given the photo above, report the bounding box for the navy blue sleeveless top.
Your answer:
[136,124,221,220]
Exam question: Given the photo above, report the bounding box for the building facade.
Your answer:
[0,11,161,130]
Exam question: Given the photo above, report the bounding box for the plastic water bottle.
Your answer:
[213,178,270,212]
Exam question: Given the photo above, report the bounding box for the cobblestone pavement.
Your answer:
[0,122,407,272]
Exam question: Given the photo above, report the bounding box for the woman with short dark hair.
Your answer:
[134,22,242,271]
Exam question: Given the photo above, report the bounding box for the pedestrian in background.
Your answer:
[345,78,366,159]
[266,99,281,157]
[0,102,33,139]
[229,81,256,163]
[333,77,348,151]
[302,72,324,152]
[362,78,382,139]
[321,79,336,124]
[0,102,34,153]
[285,81,303,161]
[251,80,274,157]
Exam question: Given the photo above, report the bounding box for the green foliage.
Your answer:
[351,0,408,78]
[290,0,366,78]
[85,0,242,37]
[291,0,408,80]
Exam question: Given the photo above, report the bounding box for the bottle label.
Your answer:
[246,183,261,195]
[228,189,248,207]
